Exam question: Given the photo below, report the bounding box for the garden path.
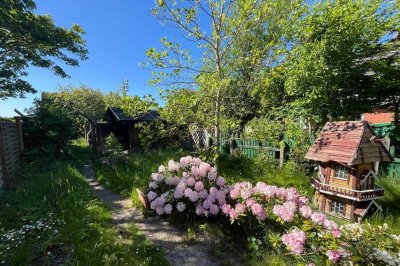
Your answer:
[83,164,241,266]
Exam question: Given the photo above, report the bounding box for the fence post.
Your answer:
[0,122,9,188]
[15,117,24,153]
[279,141,285,168]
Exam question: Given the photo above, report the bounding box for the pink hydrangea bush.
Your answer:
[146,156,399,265]
[146,156,228,217]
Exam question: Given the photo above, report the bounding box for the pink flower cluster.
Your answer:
[326,250,341,263]
[282,229,307,254]
[146,155,345,263]
[147,156,227,217]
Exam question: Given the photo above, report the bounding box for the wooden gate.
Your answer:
[0,118,24,188]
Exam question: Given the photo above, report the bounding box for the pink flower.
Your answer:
[149,181,158,189]
[285,187,300,202]
[273,201,297,222]
[254,183,277,198]
[158,165,166,173]
[151,173,164,182]
[216,190,226,204]
[194,181,204,192]
[168,160,180,172]
[323,219,338,231]
[196,204,205,215]
[156,206,165,215]
[147,191,157,201]
[230,187,240,199]
[311,212,326,225]
[176,181,186,191]
[209,204,219,215]
[251,203,267,220]
[216,176,225,187]
[203,199,212,210]
[207,169,217,180]
[165,176,180,186]
[188,191,199,202]
[332,230,341,238]
[282,229,307,255]
[234,203,246,214]
[298,196,309,206]
[187,177,196,187]
[229,209,239,220]
[184,188,193,197]
[326,250,341,263]
[191,157,202,166]
[245,198,256,207]
[199,162,211,176]
[180,156,192,168]
[198,189,208,199]
[174,188,184,199]
[299,205,313,219]
[176,202,186,212]
[164,204,173,214]
[240,182,253,199]
[221,204,232,215]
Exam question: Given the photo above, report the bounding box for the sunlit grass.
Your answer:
[0,140,168,265]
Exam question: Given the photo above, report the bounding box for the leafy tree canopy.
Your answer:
[0,0,88,99]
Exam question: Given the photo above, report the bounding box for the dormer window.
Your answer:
[334,165,348,180]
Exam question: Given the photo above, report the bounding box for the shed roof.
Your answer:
[108,107,162,122]
[305,121,393,165]
[362,112,394,124]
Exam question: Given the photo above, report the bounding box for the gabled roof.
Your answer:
[305,121,393,165]
[108,107,162,122]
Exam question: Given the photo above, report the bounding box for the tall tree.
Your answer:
[285,0,398,128]
[0,0,88,99]
[146,0,306,160]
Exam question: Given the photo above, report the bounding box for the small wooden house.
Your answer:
[97,107,162,151]
[305,121,393,221]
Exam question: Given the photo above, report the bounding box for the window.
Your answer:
[330,200,345,215]
[334,165,348,180]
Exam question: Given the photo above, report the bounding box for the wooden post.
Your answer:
[15,117,24,153]
[0,122,9,188]
[279,141,285,168]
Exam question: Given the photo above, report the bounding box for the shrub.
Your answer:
[101,134,127,167]
[146,155,400,265]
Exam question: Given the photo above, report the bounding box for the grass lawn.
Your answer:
[0,140,167,265]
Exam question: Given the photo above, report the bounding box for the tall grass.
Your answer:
[0,140,168,265]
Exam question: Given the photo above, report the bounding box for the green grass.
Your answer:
[95,149,186,206]
[0,140,168,265]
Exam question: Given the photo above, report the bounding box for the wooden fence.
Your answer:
[0,118,24,188]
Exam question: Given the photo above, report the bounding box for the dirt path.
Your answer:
[83,164,241,266]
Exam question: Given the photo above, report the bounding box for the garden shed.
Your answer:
[97,107,162,150]
[305,121,393,221]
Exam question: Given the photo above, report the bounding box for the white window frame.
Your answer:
[334,165,348,180]
[330,200,345,215]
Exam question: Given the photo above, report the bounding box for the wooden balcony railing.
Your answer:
[311,178,384,201]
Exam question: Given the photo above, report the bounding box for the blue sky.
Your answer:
[1,0,198,117]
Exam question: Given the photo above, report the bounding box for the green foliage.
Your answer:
[0,140,167,265]
[95,149,186,201]
[23,96,75,160]
[285,0,398,124]
[0,0,88,99]
[101,134,127,167]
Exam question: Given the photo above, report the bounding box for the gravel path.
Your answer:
[83,164,241,266]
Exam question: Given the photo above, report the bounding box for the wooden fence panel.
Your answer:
[0,118,24,188]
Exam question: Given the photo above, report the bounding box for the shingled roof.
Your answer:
[305,121,393,165]
[108,107,162,122]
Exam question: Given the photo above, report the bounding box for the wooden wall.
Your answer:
[0,118,24,188]
[319,194,353,220]
[327,162,356,189]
